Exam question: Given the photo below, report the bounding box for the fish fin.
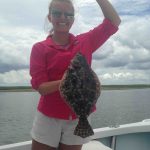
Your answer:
[74,116,94,138]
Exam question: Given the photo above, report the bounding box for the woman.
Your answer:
[30,0,121,150]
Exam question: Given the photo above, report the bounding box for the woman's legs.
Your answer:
[59,143,82,150]
[31,139,57,150]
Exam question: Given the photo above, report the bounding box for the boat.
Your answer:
[0,119,150,150]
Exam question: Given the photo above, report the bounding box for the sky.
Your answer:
[0,0,150,86]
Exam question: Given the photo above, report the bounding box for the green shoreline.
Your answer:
[0,84,150,92]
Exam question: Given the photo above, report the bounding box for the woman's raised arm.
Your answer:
[96,0,121,26]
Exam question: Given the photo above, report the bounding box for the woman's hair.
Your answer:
[44,0,74,35]
[48,0,74,15]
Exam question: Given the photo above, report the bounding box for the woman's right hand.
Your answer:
[38,80,61,96]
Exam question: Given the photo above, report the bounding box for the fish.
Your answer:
[59,52,101,138]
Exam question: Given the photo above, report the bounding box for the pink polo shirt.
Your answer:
[30,18,118,120]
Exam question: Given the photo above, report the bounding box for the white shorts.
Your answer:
[31,111,92,148]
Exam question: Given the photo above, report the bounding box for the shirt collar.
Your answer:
[44,33,79,50]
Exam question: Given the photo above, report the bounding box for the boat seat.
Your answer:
[82,140,112,150]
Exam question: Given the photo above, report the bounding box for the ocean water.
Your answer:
[0,89,150,145]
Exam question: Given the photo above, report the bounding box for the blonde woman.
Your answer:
[30,0,121,150]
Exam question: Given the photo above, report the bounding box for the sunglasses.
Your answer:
[51,10,74,20]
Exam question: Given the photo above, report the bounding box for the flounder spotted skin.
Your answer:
[60,52,101,138]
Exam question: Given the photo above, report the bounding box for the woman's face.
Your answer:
[48,1,74,34]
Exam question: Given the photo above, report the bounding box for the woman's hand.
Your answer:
[59,70,67,91]
[96,0,121,27]
[38,80,61,95]
[38,70,68,96]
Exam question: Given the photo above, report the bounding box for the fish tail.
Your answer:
[74,116,94,138]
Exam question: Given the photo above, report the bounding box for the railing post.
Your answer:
[111,136,117,150]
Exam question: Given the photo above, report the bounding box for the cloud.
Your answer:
[92,15,150,71]
[111,0,150,16]
[0,26,45,73]
[0,69,30,86]
[99,70,150,85]
[0,0,50,29]
[0,0,150,85]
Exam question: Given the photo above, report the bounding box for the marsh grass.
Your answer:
[0,84,150,92]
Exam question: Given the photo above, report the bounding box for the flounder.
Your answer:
[59,52,101,138]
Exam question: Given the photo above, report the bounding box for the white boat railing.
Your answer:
[0,119,150,150]
[92,119,150,139]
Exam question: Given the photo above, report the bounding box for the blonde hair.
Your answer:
[44,0,74,35]
[48,0,74,14]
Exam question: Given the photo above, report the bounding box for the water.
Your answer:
[0,92,39,145]
[0,89,150,145]
[92,89,150,128]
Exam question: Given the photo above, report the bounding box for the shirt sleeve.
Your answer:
[30,43,49,90]
[79,18,119,53]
